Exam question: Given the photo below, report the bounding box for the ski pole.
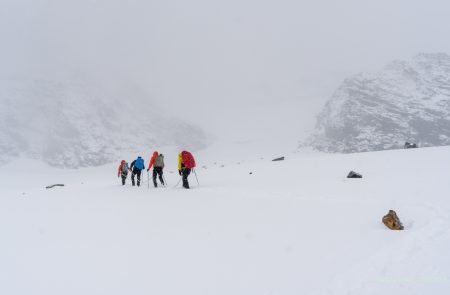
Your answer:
[162,175,168,186]
[147,170,149,189]
[193,169,200,186]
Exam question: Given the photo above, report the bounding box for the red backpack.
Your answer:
[181,151,196,168]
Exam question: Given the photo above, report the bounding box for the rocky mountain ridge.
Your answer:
[306,53,450,153]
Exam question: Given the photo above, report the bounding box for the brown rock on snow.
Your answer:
[382,210,404,230]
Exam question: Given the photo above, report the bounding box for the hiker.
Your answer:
[178,150,196,189]
[147,151,165,187]
[117,160,129,185]
[130,156,145,186]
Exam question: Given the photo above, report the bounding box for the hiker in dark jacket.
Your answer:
[147,151,165,187]
[117,160,129,185]
[130,156,145,186]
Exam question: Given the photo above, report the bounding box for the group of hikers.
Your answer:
[117,150,196,189]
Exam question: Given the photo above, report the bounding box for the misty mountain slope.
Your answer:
[306,53,450,153]
[0,78,207,167]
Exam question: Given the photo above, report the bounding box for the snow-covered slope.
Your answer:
[1,146,450,294]
[0,78,207,167]
[306,53,450,152]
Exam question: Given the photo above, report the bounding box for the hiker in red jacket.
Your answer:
[147,151,165,187]
[117,160,129,185]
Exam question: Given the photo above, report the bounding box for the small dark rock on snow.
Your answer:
[404,142,418,149]
[347,171,362,178]
[46,184,65,189]
[272,156,285,161]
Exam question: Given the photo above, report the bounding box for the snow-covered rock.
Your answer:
[0,78,207,167]
[306,53,450,153]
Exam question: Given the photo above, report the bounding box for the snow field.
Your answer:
[1,146,450,294]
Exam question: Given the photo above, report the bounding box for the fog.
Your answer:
[2,0,450,144]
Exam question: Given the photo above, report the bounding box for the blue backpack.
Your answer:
[134,157,144,170]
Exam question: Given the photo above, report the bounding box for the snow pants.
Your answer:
[153,167,164,187]
[121,172,128,185]
[131,168,142,186]
[182,168,191,189]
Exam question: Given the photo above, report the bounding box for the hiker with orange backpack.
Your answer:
[117,160,129,185]
[147,151,165,187]
[178,150,196,189]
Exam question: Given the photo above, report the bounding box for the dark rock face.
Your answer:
[306,53,450,153]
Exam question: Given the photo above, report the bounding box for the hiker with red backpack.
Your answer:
[117,160,129,185]
[178,150,196,189]
[147,151,165,187]
[130,156,145,187]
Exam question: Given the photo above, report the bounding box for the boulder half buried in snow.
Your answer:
[347,171,362,178]
[382,210,404,230]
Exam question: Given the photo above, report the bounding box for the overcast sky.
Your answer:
[1,0,450,143]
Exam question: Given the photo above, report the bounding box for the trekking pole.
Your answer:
[193,169,200,187]
[174,176,182,188]
[147,170,149,189]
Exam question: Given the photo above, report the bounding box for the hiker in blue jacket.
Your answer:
[130,156,145,186]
